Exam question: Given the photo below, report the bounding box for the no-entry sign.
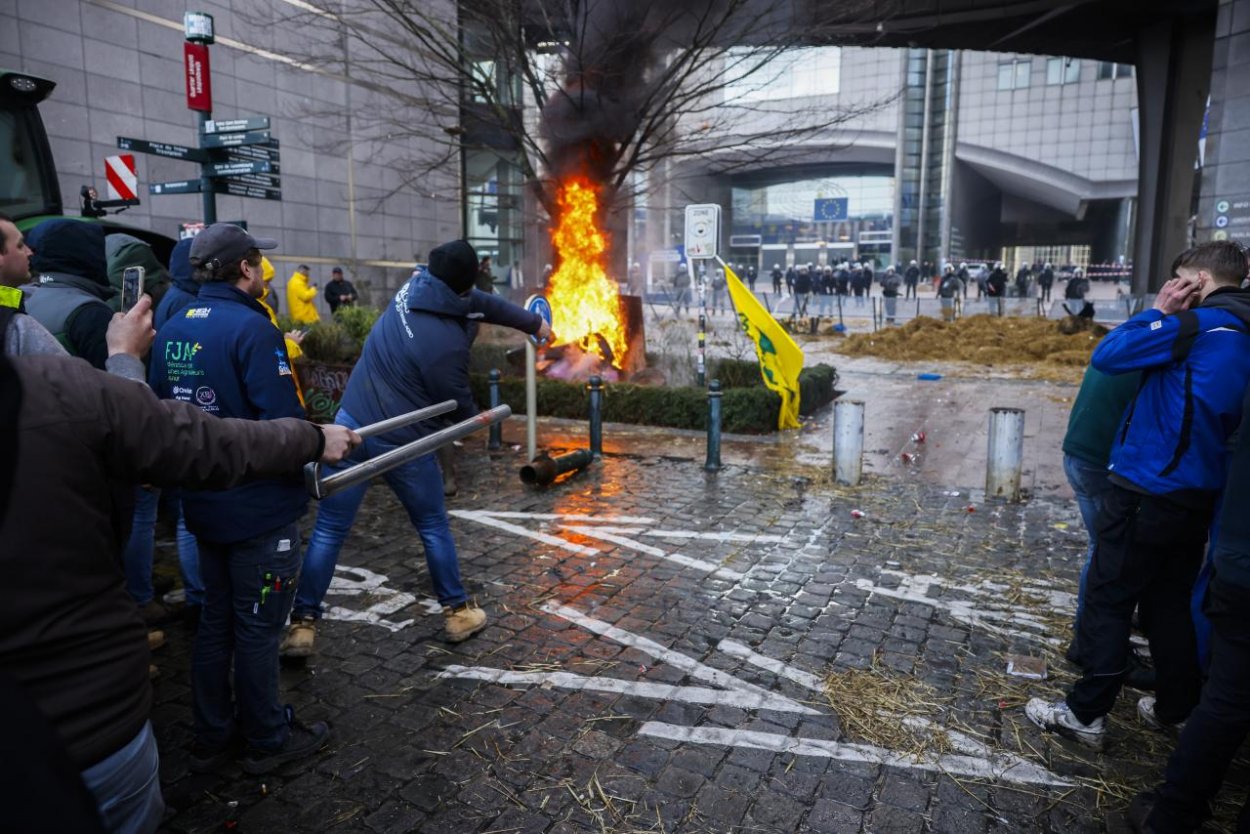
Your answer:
[184,42,212,111]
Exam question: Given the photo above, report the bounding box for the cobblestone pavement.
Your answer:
[151,436,1203,833]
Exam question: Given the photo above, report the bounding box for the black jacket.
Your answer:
[324,278,358,312]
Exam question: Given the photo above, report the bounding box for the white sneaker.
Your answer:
[1025,698,1106,750]
[1137,696,1186,733]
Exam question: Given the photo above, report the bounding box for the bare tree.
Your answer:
[256,0,892,262]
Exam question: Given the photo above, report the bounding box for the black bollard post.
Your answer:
[587,375,603,459]
[697,311,707,387]
[705,379,722,473]
[487,369,502,451]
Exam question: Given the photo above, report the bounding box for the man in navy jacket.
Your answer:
[151,223,361,775]
[282,239,551,657]
[1027,241,1250,751]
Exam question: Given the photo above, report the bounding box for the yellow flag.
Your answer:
[722,262,804,429]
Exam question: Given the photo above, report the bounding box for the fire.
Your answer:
[546,177,628,369]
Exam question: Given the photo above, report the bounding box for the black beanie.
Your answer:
[428,240,478,295]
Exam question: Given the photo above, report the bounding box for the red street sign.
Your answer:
[184,42,212,112]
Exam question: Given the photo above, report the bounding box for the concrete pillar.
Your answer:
[1131,12,1217,294]
[1196,0,1250,250]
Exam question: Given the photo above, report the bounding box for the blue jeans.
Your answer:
[293,408,468,620]
[193,522,301,751]
[122,488,203,606]
[1063,453,1114,635]
[80,720,163,834]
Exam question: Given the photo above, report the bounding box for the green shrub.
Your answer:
[300,322,359,363]
[333,305,380,346]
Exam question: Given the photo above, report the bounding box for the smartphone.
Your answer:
[121,266,144,313]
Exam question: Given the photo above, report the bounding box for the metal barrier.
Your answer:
[487,370,502,451]
[587,375,604,459]
[986,407,1025,501]
[705,379,722,472]
[833,399,865,486]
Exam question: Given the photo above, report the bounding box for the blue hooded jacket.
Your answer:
[339,271,540,446]
[149,281,307,544]
[153,238,198,331]
[1093,288,1250,498]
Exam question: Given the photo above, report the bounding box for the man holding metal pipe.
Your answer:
[283,239,550,656]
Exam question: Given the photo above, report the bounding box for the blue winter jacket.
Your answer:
[149,281,307,544]
[339,271,540,446]
[154,239,198,331]
[1092,288,1250,498]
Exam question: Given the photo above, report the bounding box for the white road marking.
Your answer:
[323,564,426,632]
[449,510,600,556]
[718,640,826,692]
[465,511,657,524]
[637,723,1073,787]
[570,525,786,544]
[560,526,745,581]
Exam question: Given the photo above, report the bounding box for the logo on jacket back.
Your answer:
[165,341,202,362]
[185,307,211,319]
[275,347,292,376]
[195,386,217,407]
[394,283,414,339]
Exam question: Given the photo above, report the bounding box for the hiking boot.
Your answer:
[1137,696,1187,733]
[280,617,317,659]
[443,602,487,643]
[188,736,243,774]
[241,707,331,775]
[1025,697,1106,750]
[147,630,166,651]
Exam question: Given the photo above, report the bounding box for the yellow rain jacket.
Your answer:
[259,257,305,405]
[286,267,320,325]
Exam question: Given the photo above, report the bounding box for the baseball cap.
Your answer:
[188,223,277,271]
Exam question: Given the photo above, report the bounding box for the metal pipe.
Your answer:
[487,370,502,450]
[833,399,865,486]
[986,407,1026,501]
[520,448,594,486]
[355,400,456,439]
[587,375,604,459]
[525,340,537,462]
[305,405,512,500]
[704,379,722,472]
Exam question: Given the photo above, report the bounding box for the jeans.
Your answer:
[1066,485,1212,725]
[1149,579,1250,832]
[193,522,301,751]
[80,720,163,834]
[293,409,468,621]
[122,488,203,606]
[1062,454,1114,637]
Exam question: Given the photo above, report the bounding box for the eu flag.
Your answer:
[814,197,848,221]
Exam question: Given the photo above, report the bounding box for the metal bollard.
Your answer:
[833,399,864,485]
[986,407,1025,501]
[705,379,723,472]
[487,369,502,451]
[587,375,604,459]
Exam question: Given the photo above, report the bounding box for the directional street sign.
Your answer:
[212,181,281,201]
[201,130,275,149]
[217,143,280,163]
[223,173,281,189]
[207,160,272,177]
[149,180,203,195]
[118,136,210,163]
[203,116,270,134]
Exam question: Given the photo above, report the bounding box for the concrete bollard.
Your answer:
[587,375,604,459]
[487,369,502,451]
[705,379,723,473]
[986,407,1025,501]
[833,399,865,485]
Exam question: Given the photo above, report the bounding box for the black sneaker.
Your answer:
[188,735,243,773]
[241,707,331,775]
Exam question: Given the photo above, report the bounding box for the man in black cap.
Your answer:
[323,266,358,314]
[281,239,551,657]
[150,223,358,774]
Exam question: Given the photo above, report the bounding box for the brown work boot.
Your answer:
[147,630,166,651]
[280,617,317,658]
[443,602,487,643]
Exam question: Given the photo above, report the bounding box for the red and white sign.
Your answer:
[104,154,137,201]
[184,42,212,112]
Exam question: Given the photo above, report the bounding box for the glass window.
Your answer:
[998,60,1031,90]
[997,63,1015,90]
[724,47,842,101]
[1014,60,1031,89]
[0,108,54,219]
[1046,58,1080,85]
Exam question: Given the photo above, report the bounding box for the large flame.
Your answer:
[546,177,628,369]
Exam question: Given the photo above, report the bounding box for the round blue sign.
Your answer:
[524,294,552,346]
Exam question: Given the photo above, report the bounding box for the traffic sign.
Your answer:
[184,42,212,112]
[203,116,270,134]
[118,136,210,163]
[207,160,272,177]
[524,294,552,346]
[212,181,281,201]
[218,145,280,164]
[201,130,274,149]
[149,180,203,195]
[684,204,721,260]
[105,154,137,201]
[223,173,281,189]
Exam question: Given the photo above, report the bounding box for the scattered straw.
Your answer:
[822,653,953,760]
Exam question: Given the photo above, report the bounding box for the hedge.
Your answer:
[469,362,837,434]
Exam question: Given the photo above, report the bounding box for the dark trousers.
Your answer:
[904,282,916,299]
[193,522,302,751]
[1149,579,1250,832]
[1066,485,1211,725]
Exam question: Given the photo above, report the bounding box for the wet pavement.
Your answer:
[147,405,1228,833]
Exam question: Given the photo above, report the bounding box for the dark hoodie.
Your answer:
[105,234,170,312]
[339,270,540,447]
[20,220,114,369]
[153,238,197,331]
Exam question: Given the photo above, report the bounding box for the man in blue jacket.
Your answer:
[1027,241,1250,751]
[150,223,362,775]
[281,239,550,657]
[153,237,196,329]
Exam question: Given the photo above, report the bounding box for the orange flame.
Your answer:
[546,177,628,369]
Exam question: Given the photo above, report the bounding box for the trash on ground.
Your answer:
[1005,655,1048,680]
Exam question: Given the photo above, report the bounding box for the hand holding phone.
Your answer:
[121,266,145,313]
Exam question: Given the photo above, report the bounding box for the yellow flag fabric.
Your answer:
[722,262,804,429]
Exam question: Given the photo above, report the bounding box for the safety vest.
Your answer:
[0,285,24,339]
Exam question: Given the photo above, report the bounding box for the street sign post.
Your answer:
[117,136,209,163]
[203,116,270,134]
[212,181,281,201]
[149,180,204,195]
[183,43,212,112]
[201,130,273,149]
[207,159,272,177]
[683,204,721,388]
[522,293,551,463]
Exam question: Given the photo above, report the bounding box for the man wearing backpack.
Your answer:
[1027,242,1250,752]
